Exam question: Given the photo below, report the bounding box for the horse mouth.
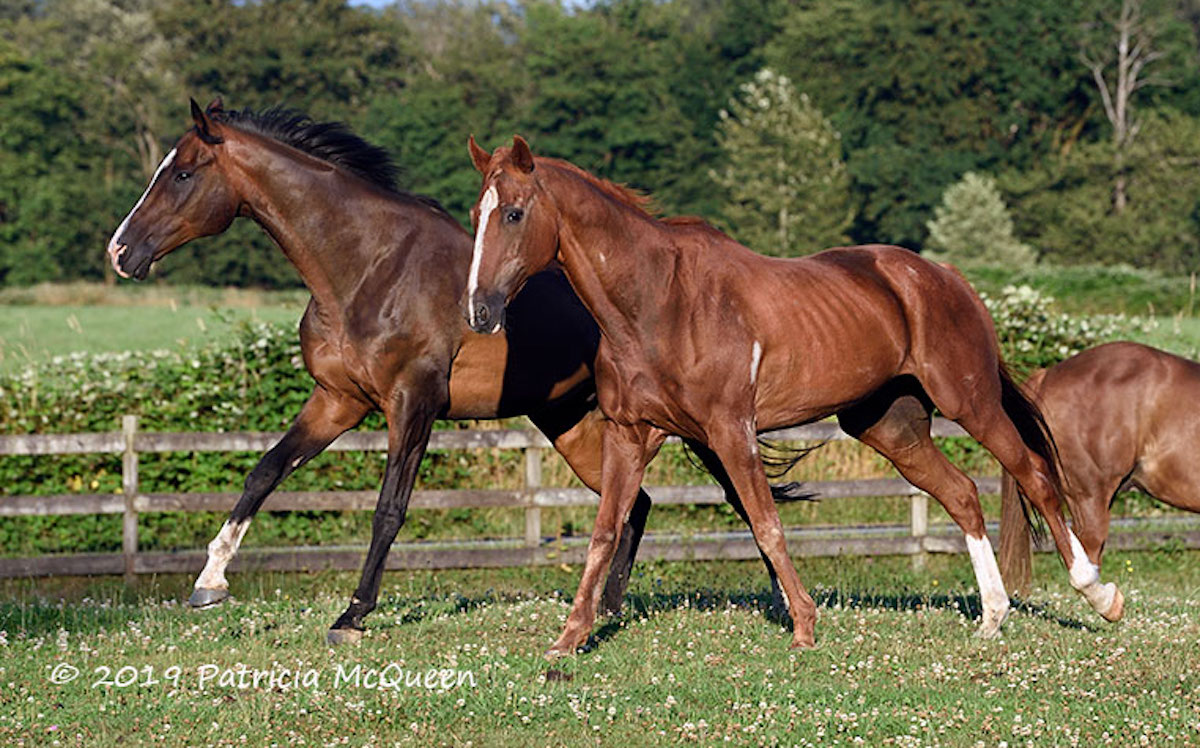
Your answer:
[107,243,159,281]
[108,243,132,279]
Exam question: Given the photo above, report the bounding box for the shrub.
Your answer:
[926,172,1035,267]
[982,284,1153,375]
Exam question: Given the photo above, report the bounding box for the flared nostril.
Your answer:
[474,303,491,325]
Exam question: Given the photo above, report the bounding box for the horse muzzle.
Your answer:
[464,292,507,335]
[106,239,155,281]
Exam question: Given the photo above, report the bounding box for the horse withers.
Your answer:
[1000,341,1200,593]
[463,135,1124,656]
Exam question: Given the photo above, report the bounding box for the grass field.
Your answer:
[0,284,305,372]
[1,551,1198,746]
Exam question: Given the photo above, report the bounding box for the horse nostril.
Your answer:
[475,303,490,325]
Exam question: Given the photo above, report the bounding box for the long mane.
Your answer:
[535,156,723,235]
[212,106,452,217]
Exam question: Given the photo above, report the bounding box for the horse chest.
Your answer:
[594,346,672,425]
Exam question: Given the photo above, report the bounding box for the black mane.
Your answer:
[211,106,451,217]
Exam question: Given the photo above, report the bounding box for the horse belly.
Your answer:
[751,317,907,431]
[445,330,594,419]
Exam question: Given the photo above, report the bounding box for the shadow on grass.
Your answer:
[1,584,1093,644]
[580,587,1094,654]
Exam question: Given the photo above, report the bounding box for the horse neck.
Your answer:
[225,136,394,310]
[544,169,676,347]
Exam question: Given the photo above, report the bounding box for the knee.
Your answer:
[591,528,618,549]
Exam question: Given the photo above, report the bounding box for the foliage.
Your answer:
[925,172,1036,267]
[982,284,1153,375]
[709,68,852,255]
[963,261,1199,315]
[1004,108,1200,273]
[5,0,1200,284]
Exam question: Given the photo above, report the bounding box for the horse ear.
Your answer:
[511,135,535,174]
[468,135,491,174]
[205,96,224,115]
[190,97,223,145]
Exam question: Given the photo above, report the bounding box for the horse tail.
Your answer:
[997,365,1053,594]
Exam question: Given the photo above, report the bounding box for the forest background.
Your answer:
[6,0,1200,288]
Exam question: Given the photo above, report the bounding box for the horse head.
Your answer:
[106,98,240,280]
[463,135,560,334]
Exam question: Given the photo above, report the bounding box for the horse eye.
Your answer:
[175,171,192,182]
[504,208,523,224]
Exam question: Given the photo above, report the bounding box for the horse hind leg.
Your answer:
[936,377,1124,623]
[838,383,1010,638]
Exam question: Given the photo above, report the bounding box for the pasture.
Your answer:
[0,285,305,373]
[3,278,1200,745]
[2,552,1198,746]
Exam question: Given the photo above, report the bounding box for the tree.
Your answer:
[925,173,1036,267]
[1079,0,1176,213]
[765,0,1099,249]
[708,68,851,256]
[1005,107,1200,272]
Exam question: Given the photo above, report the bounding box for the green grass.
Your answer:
[0,303,304,372]
[1142,315,1200,359]
[1,551,1198,746]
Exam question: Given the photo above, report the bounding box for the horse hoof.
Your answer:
[975,609,1009,640]
[1102,588,1125,622]
[789,636,816,650]
[327,627,364,646]
[544,646,575,661]
[188,587,229,609]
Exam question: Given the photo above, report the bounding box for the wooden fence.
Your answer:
[2,417,1199,581]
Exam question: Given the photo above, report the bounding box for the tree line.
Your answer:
[3,0,1200,289]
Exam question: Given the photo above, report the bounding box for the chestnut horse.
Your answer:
[463,136,1125,655]
[999,341,1200,593]
[104,100,747,643]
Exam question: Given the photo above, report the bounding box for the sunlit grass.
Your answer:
[1,551,1197,745]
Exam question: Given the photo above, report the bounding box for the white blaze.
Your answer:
[193,518,251,591]
[467,184,499,327]
[106,148,178,274]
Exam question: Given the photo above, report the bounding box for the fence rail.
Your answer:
[2,417,1198,580]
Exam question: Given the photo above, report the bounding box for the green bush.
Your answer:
[965,263,1199,316]
[982,284,1152,376]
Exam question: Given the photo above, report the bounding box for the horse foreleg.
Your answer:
[531,404,652,616]
[706,421,816,649]
[190,387,368,608]
[327,377,442,645]
[547,421,665,658]
[684,438,784,616]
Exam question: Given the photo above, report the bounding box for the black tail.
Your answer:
[997,364,1060,549]
[759,438,822,502]
[679,438,821,503]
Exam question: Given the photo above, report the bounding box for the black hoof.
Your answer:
[188,587,230,609]
[327,627,364,646]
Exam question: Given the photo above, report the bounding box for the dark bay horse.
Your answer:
[463,136,1125,655]
[999,341,1200,593]
[104,100,679,644]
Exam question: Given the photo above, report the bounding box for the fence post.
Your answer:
[122,415,139,583]
[524,444,542,548]
[909,491,928,570]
